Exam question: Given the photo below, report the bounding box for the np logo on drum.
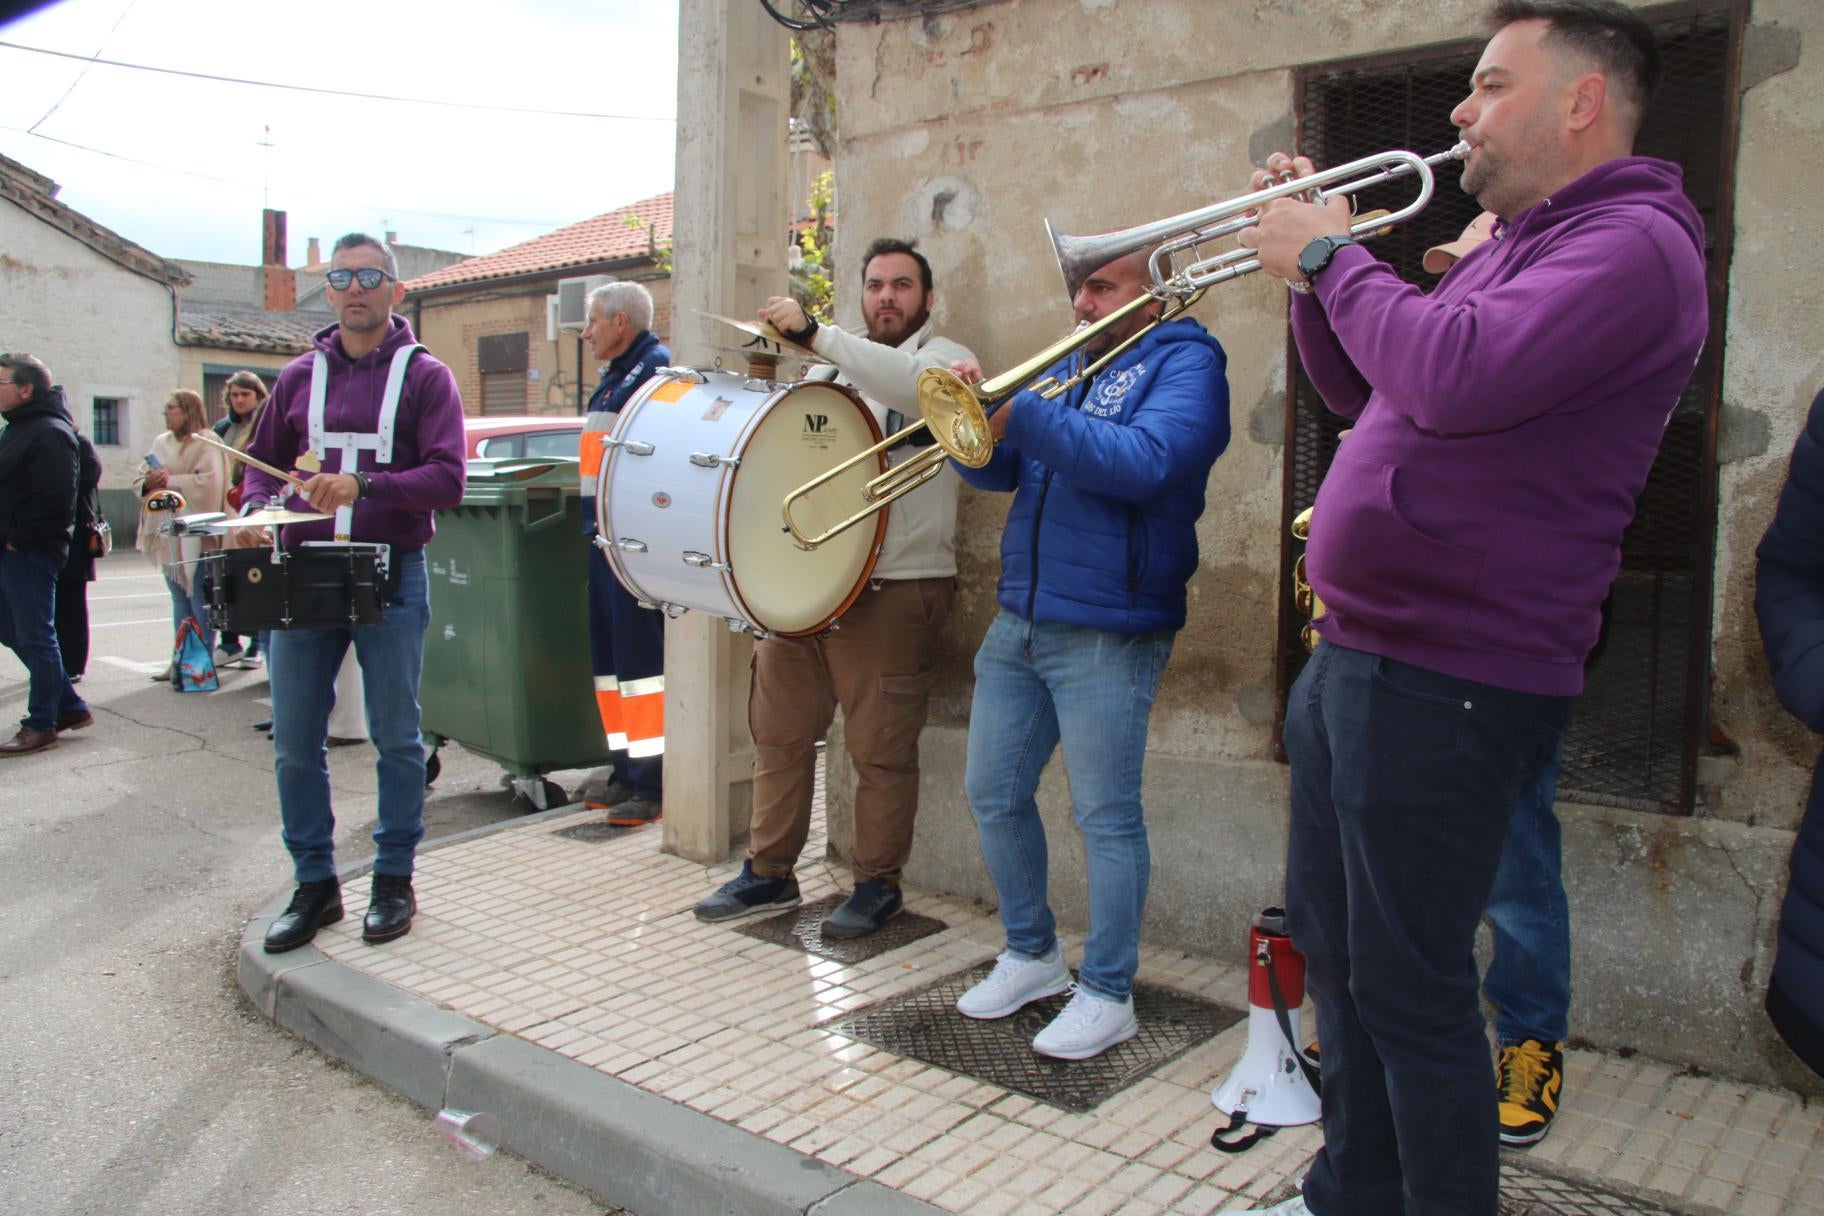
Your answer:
[802,413,839,451]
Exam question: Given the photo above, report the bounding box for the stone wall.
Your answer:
[819,0,1824,1088]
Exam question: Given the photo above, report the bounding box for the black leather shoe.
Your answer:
[363,873,416,944]
[263,879,344,953]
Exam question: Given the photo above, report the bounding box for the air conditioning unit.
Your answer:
[545,294,560,343]
[555,274,612,330]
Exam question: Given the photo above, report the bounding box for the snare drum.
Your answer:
[596,368,886,637]
[200,543,392,632]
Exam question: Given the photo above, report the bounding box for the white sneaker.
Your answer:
[955,943,1072,1019]
[1231,1196,1312,1215]
[1031,985,1138,1060]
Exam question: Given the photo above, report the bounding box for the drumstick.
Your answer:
[194,431,310,492]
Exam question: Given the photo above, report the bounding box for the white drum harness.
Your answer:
[306,343,421,542]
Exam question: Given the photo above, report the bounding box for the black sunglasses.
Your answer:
[326,267,394,290]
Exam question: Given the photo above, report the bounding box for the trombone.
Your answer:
[779,142,1470,551]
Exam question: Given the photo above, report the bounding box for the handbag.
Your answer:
[173,616,219,692]
[86,519,113,558]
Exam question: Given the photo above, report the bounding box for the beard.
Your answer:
[866,303,930,347]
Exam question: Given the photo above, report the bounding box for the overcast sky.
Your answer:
[0,0,679,266]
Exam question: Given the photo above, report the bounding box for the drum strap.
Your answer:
[308,344,422,541]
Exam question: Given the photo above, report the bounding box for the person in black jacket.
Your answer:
[0,353,92,755]
[1755,382,1824,1079]
[56,423,104,681]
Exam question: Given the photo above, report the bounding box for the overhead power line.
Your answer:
[1,125,574,228]
[0,39,677,123]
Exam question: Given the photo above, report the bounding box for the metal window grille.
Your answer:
[91,398,122,446]
[1279,0,1744,813]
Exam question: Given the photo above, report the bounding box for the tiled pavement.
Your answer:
[288,791,1823,1216]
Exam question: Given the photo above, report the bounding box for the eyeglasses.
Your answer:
[325,267,394,291]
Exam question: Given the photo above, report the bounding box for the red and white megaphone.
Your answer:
[1209,907,1321,1152]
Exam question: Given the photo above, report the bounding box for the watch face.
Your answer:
[1305,235,1349,280]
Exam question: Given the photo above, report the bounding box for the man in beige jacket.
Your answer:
[693,238,974,937]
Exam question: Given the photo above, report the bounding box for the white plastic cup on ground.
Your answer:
[434,1108,502,1159]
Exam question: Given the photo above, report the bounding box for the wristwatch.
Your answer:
[1297,234,1359,286]
[353,470,373,499]
[782,317,819,347]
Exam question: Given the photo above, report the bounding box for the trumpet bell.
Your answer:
[914,368,996,468]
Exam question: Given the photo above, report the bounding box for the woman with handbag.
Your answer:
[210,371,268,669]
[134,390,226,683]
[55,421,104,682]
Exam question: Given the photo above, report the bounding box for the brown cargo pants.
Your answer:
[747,576,956,887]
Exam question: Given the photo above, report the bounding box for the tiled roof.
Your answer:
[0,152,190,288]
[404,192,672,294]
[176,303,325,354]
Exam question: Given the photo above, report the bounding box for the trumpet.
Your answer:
[779,143,1469,551]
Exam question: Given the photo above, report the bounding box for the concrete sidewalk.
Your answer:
[238,799,1824,1216]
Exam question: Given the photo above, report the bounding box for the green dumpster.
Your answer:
[420,457,610,810]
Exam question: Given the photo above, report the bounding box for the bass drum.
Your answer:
[596,368,887,637]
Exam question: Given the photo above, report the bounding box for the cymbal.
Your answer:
[218,508,333,527]
[697,310,824,359]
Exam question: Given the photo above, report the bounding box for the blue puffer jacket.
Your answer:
[1757,383,1824,1079]
[957,317,1229,633]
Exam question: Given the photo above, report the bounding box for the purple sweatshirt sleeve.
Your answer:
[241,374,305,512]
[1289,292,1373,420]
[1306,216,1695,435]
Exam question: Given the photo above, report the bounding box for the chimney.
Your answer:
[385,230,398,246]
[306,236,320,266]
[262,208,296,312]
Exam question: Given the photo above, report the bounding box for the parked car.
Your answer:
[463,415,584,460]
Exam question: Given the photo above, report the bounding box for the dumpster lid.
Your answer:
[464,456,576,484]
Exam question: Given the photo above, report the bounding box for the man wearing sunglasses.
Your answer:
[234,233,467,954]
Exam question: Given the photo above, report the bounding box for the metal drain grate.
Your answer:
[1256,1163,1709,1216]
[552,820,645,843]
[732,894,947,964]
[1500,1163,1708,1216]
[823,962,1242,1111]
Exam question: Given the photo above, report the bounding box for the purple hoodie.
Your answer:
[243,315,467,552]
[1292,157,1708,695]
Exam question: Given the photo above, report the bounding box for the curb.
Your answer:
[236,811,945,1216]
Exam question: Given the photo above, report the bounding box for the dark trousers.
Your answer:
[586,546,663,800]
[55,557,92,678]
[1284,642,1572,1216]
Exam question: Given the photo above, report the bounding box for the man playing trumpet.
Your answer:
[1232,2,1708,1212]
[946,246,1229,1059]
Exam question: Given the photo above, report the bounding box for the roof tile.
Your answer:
[404,192,672,293]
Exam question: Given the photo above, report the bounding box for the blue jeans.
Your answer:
[269,552,429,883]
[963,612,1174,1002]
[1484,740,1571,1044]
[1284,642,1571,1216]
[0,547,87,732]
[165,572,215,657]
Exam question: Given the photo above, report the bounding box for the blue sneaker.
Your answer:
[693,860,801,923]
[822,878,903,939]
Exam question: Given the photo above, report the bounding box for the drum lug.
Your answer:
[604,437,655,456]
[661,602,688,619]
[613,538,649,554]
[724,618,751,634]
[682,551,732,573]
[591,534,614,552]
[656,367,708,385]
[688,451,740,469]
[743,378,774,393]
[635,599,661,612]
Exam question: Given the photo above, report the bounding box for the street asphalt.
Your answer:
[0,555,624,1216]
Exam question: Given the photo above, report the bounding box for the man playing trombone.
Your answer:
[945,246,1229,1059]
[691,238,974,938]
[1232,2,1707,1212]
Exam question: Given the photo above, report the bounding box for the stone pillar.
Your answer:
[661,0,791,861]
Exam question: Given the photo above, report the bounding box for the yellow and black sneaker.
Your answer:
[1496,1039,1564,1147]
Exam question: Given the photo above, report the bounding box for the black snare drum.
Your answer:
[201,543,394,632]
